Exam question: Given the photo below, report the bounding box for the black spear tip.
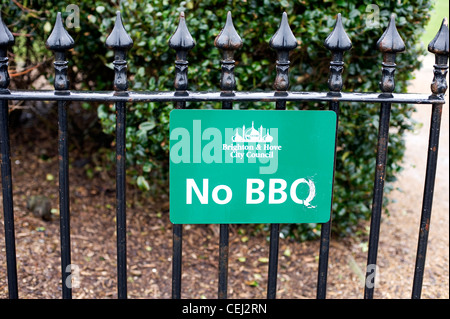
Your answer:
[428,17,449,55]
[324,13,352,52]
[377,14,405,53]
[0,11,15,47]
[214,11,243,50]
[269,12,298,51]
[45,12,74,51]
[105,11,133,50]
[169,12,195,50]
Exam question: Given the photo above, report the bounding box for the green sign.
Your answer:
[169,109,336,224]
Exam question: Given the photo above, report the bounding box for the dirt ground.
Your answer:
[0,54,448,299]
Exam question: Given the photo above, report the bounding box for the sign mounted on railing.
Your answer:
[169,109,337,224]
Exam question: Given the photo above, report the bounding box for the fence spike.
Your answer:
[377,14,405,53]
[0,12,14,92]
[269,12,297,52]
[106,11,133,51]
[377,14,404,94]
[45,12,74,51]
[428,18,448,96]
[169,12,195,53]
[324,13,352,94]
[106,11,133,92]
[214,11,243,52]
[45,13,74,92]
[0,12,14,48]
[324,13,351,52]
[215,11,242,94]
[269,12,297,93]
[170,12,195,102]
[428,17,449,56]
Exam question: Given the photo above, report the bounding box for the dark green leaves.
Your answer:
[4,0,434,240]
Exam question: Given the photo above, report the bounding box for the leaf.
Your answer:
[43,21,52,33]
[143,163,152,173]
[137,176,150,191]
[241,236,249,243]
[245,280,259,287]
[96,6,106,14]
[342,151,351,162]
[139,121,156,132]
[258,257,269,263]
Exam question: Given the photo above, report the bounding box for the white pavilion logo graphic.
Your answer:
[232,121,273,143]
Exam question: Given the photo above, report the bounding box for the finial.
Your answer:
[377,14,405,53]
[45,12,74,91]
[169,12,195,52]
[105,11,133,51]
[269,12,297,93]
[0,12,14,92]
[106,12,133,92]
[45,12,74,51]
[377,14,405,94]
[169,11,195,65]
[215,12,242,97]
[169,12,195,99]
[269,12,298,52]
[428,18,449,56]
[214,11,243,52]
[428,18,449,96]
[324,13,352,94]
[324,13,352,52]
[0,12,15,48]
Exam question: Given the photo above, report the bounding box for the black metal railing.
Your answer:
[0,10,448,300]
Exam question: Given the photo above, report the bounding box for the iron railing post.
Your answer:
[365,14,405,299]
[45,12,75,299]
[412,18,448,299]
[318,13,352,299]
[106,11,133,299]
[168,11,195,299]
[267,12,297,299]
[214,11,243,299]
[0,12,17,299]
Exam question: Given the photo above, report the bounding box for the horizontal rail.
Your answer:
[1,90,445,104]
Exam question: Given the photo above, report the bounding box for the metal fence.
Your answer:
[0,10,448,299]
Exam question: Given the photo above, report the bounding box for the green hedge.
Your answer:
[3,0,433,240]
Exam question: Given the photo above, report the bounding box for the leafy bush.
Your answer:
[4,0,433,240]
[3,1,114,90]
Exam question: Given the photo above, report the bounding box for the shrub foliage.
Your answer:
[4,0,433,240]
